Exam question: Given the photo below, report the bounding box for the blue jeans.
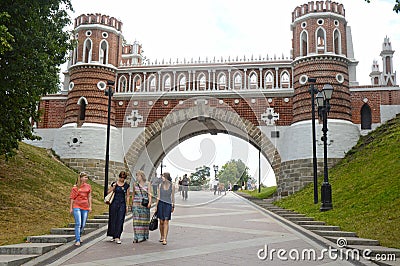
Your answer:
[73,208,89,243]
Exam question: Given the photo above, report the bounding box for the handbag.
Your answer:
[149,212,158,231]
[138,183,149,208]
[104,191,115,205]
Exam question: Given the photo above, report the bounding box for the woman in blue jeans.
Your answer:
[69,172,92,246]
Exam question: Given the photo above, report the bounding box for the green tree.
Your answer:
[218,159,251,189]
[0,0,73,158]
[190,165,210,189]
[364,0,400,13]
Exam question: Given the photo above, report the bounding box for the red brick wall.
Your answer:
[37,99,66,128]
[350,91,381,124]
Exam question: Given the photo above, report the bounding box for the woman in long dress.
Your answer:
[131,170,152,243]
[106,171,130,244]
[155,172,175,245]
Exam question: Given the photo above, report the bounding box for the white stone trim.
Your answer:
[75,24,122,36]
[350,86,400,92]
[41,96,68,100]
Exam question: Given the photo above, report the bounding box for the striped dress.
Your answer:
[132,183,150,242]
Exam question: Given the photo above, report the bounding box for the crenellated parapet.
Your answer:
[292,1,345,22]
[74,13,123,32]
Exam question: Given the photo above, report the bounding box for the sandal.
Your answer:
[74,241,81,247]
[162,240,167,245]
[159,239,164,242]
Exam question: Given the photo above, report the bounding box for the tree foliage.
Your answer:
[0,0,73,158]
[190,165,210,188]
[364,0,400,13]
[218,159,251,187]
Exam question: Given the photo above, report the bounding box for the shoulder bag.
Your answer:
[138,183,149,208]
[149,212,158,231]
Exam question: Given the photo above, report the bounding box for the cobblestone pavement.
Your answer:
[54,191,353,266]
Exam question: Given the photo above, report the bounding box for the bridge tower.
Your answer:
[53,14,131,179]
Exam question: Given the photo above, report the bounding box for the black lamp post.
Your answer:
[160,160,166,175]
[213,165,218,179]
[316,84,334,212]
[308,77,318,204]
[104,80,114,198]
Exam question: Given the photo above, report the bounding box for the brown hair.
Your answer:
[76,172,88,188]
[136,170,146,182]
[162,172,172,182]
[119,171,127,179]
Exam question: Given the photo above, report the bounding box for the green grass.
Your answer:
[0,142,108,245]
[241,186,277,199]
[275,115,400,249]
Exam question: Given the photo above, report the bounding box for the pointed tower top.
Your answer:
[371,59,380,72]
[382,36,392,51]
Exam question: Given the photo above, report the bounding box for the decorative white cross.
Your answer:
[261,108,279,126]
[126,110,143,127]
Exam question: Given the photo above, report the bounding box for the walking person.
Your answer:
[155,172,175,245]
[132,170,152,243]
[69,172,92,247]
[106,171,130,244]
[178,177,182,196]
[181,174,189,200]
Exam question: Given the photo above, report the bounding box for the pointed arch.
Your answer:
[163,74,171,91]
[361,104,372,130]
[217,73,227,90]
[178,74,186,91]
[249,71,258,89]
[99,40,109,64]
[148,74,157,92]
[133,74,142,92]
[333,29,342,54]
[77,97,88,121]
[118,75,127,92]
[280,71,290,88]
[316,27,326,53]
[264,71,274,89]
[233,72,242,90]
[83,38,92,63]
[300,30,308,56]
[198,73,206,91]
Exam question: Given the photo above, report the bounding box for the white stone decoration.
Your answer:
[148,101,153,106]
[164,100,169,105]
[133,101,138,106]
[179,100,184,105]
[67,136,82,148]
[268,98,273,103]
[118,101,124,106]
[251,99,256,104]
[261,108,280,126]
[336,73,344,83]
[102,32,108,38]
[126,110,143,127]
[219,99,224,104]
[97,81,106,90]
[363,98,368,103]
[234,99,240,104]
[69,82,74,91]
[85,30,92,36]
[284,98,290,103]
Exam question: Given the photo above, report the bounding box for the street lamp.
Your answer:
[316,84,334,211]
[308,77,318,204]
[104,80,114,198]
[213,165,218,179]
[160,160,166,175]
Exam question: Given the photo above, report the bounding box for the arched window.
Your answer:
[249,72,258,89]
[118,76,127,92]
[148,75,156,92]
[164,75,171,91]
[333,29,341,54]
[234,73,242,90]
[198,74,206,90]
[280,72,290,88]
[386,57,391,73]
[300,31,308,56]
[265,72,274,89]
[77,97,88,121]
[361,104,372,130]
[99,40,108,64]
[178,74,186,91]
[316,28,326,53]
[133,75,142,92]
[218,73,226,90]
[83,38,92,63]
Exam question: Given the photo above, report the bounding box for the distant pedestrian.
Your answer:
[132,170,152,243]
[107,171,130,244]
[178,177,182,195]
[212,178,219,195]
[181,174,189,200]
[155,172,175,245]
[69,172,92,247]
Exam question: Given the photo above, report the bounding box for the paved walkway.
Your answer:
[53,191,354,266]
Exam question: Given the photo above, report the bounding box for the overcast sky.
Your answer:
[67,0,399,186]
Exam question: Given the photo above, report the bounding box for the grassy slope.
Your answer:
[0,142,108,245]
[241,186,277,199]
[276,115,400,248]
